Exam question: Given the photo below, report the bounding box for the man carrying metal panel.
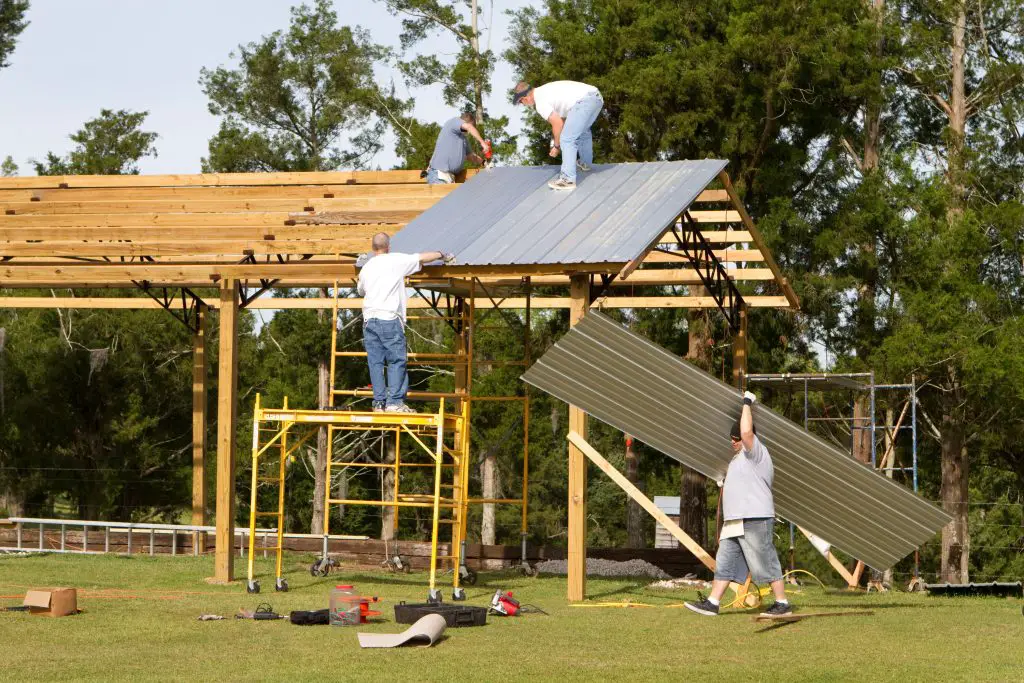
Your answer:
[356,233,454,413]
[684,391,794,617]
[425,112,491,185]
[512,80,603,191]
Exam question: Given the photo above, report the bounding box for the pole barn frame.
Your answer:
[0,168,796,587]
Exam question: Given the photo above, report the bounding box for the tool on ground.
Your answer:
[329,584,382,626]
[394,600,488,627]
[236,602,286,620]
[197,614,225,621]
[489,590,520,616]
[754,610,874,623]
[290,608,330,625]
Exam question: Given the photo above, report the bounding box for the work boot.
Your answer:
[683,596,719,616]
[576,160,591,172]
[760,601,793,617]
[385,402,416,414]
[547,175,576,191]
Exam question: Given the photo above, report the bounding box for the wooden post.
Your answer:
[731,302,747,388]
[191,305,208,552]
[567,274,589,601]
[214,280,240,583]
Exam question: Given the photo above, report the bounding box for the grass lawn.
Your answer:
[0,552,1020,682]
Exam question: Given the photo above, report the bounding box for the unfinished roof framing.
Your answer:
[0,165,797,591]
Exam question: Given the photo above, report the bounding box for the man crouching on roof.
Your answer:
[684,391,794,617]
[356,233,454,414]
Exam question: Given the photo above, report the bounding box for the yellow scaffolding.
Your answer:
[246,278,533,599]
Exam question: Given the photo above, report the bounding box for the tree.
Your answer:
[0,0,29,69]
[378,0,517,169]
[200,0,395,536]
[199,0,389,172]
[885,0,1024,583]
[32,109,158,175]
[1,155,16,176]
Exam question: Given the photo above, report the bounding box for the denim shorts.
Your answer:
[713,517,783,584]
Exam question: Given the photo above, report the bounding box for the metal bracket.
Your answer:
[588,273,616,304]
[132,283,207,334]
[411,286,461,335]
[666,212,744,330]
[237,253,313,308]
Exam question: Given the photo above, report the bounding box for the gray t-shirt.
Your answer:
[721,435,775,521]
[429,117,471,174]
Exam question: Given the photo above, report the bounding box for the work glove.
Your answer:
[743,391,757,406]
[442,252,457,265]
[355,252,373,268]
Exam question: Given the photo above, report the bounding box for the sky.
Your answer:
[0,0,537,175]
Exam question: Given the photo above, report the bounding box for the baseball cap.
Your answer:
[512,82,532,105]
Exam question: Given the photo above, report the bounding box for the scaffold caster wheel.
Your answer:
[275,578,289,592]
[517,564,536,577]
[310,558,331,577]
[427,589,442,604]
[452,587,466,601]
[463,570,478,586]
[246,579,260,594]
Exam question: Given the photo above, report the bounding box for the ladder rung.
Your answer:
[253,512,281,517]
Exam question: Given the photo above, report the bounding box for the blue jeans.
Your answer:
[713,518,783,584]
[559,91,603,183]
[362,318,409,406]
[425,168,453,185]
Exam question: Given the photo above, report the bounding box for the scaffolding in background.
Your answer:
[745,372,920,586]
[246,279,533,600]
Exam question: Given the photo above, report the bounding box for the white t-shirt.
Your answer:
[721,435,775,521]
[357,252,422,322]
[533,80,600,120]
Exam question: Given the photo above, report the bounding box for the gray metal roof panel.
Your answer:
[521,312,950,570]
[391,160,728,266]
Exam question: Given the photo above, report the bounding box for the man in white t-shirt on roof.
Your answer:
[513,79,603,191]
[356,233,454,413]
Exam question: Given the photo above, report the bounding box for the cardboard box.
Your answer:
[23,588,78,617]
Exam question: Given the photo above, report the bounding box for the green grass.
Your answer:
[0,552,1020,682]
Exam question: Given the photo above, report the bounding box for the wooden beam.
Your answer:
[6,182,456,203]
[1,196,438,215]
[0,169,443,190]
[694,189,729,202]
[0,295,792,309]
[732,302,747,388]
[567,431,716,571]
[659,230,753,245]
[686,210,742,223]
[0,224,402,242]
[0,238,382,258]
[192,306,208,553]
[478,268,776,287]
[718,171,800,309]
[643,249,764,263]
[0,209,419,227]
[567,274,589,602]
[214,281,240,583]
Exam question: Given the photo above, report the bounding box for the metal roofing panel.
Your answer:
[391,160,728,266]
[521,312,950,570]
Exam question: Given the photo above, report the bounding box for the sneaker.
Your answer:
[385,402,416,414]
[372,402,385,413]
[576,160,591,172]
[760,601,793,617]
[683,596,719,617]
[548,175,576,191]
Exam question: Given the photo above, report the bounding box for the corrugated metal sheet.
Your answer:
[521,312,950,570]
[391,161,728,266]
